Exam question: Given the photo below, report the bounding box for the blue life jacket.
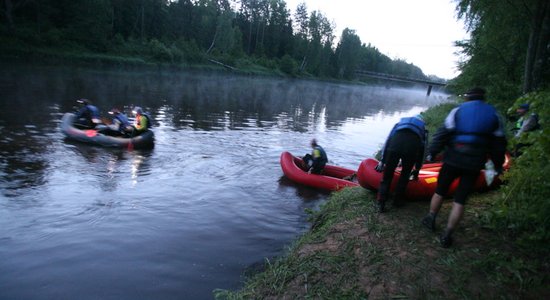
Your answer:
[453,100,499,145]
[88,105,100,119]
[392,117,426,144]
[76,104,100,119]
[114,113,130,127]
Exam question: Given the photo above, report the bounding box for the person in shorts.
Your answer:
[421,87,507,247]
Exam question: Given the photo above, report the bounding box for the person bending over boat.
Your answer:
[130,106,152,135]
[375,114,428,212]
[421,87,507,248]
[74,99,101,128]
[303,139,328,174]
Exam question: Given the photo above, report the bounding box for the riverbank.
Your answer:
[215,187,548,299]
[0,43,418,88]
[0,46,280,76]
[215,99,549,299]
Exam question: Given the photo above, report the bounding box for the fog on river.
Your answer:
[0,64,449,299]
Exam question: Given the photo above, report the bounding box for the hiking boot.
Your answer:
[440,234,453,248]
[421,214,436,232]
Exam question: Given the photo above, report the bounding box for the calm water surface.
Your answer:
[0,64,448,299]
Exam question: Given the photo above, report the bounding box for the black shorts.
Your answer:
[435,163,480,205]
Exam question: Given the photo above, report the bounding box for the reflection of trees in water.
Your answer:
[90,71,448,131]
[2,64,449,133]
[67,143,154,192]
[0,64,448,194]
[0,128,50,197]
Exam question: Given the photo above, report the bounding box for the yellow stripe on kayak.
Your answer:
[425,177,437,184]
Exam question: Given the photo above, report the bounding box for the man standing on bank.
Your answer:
[375,114,428,212]
[421,87,507,248]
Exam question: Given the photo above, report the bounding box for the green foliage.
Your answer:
[489,91,550,247]
[421,101,459,136]
[335,28,362,79]
[279,54,297,75]
[148,39,173,62]
[0,0,431,79]
[451,0,550,104]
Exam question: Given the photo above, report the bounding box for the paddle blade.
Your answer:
[85,130,97,137]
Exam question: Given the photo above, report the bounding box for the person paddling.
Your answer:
[74,99,101,128]
[103,108,131,136]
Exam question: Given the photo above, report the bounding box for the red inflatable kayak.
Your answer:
[357,154,511,200]
[280,152,359,191]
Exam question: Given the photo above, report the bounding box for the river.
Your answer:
[0,64,448,299]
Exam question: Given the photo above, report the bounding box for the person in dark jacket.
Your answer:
[375,114,428,212]
[74,99,101,128]
[101,108,131,136]
[303,139,328,174]
[513,103,539,137]
[421,87,507,248]
[512,103,540,156]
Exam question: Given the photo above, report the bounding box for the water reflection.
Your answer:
[0,63,449,299]
[278,176,330,201]
[63,143,154,191]
[1,62,445,133]
[0,125,50,197]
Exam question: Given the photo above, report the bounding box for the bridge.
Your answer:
[355,70,447,95]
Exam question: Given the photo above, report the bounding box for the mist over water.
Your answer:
[0,64,448,299]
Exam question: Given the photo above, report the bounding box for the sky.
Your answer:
[284,0,470,79]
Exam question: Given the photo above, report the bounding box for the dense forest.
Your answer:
[452,0,550,105]
[452,0,549,248]
[0,0,436,81]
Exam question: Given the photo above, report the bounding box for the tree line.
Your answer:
[451,0,550,106]
[0,0,431,81]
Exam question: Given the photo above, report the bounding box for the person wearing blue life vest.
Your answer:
[421,87,507,248]
[375,114,428,212]
[303,139,328,174]
[104,108,131,136]
[74,99,101,128]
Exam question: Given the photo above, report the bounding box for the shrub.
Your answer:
[489,91,550,247]
[148,38,173,62]
[279,54,298,76]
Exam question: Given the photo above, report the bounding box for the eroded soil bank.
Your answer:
[216,187,549,299]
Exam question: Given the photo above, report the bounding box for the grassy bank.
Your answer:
[216,187,547,299]
[0,44,285,77]
[215,99,549,299]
